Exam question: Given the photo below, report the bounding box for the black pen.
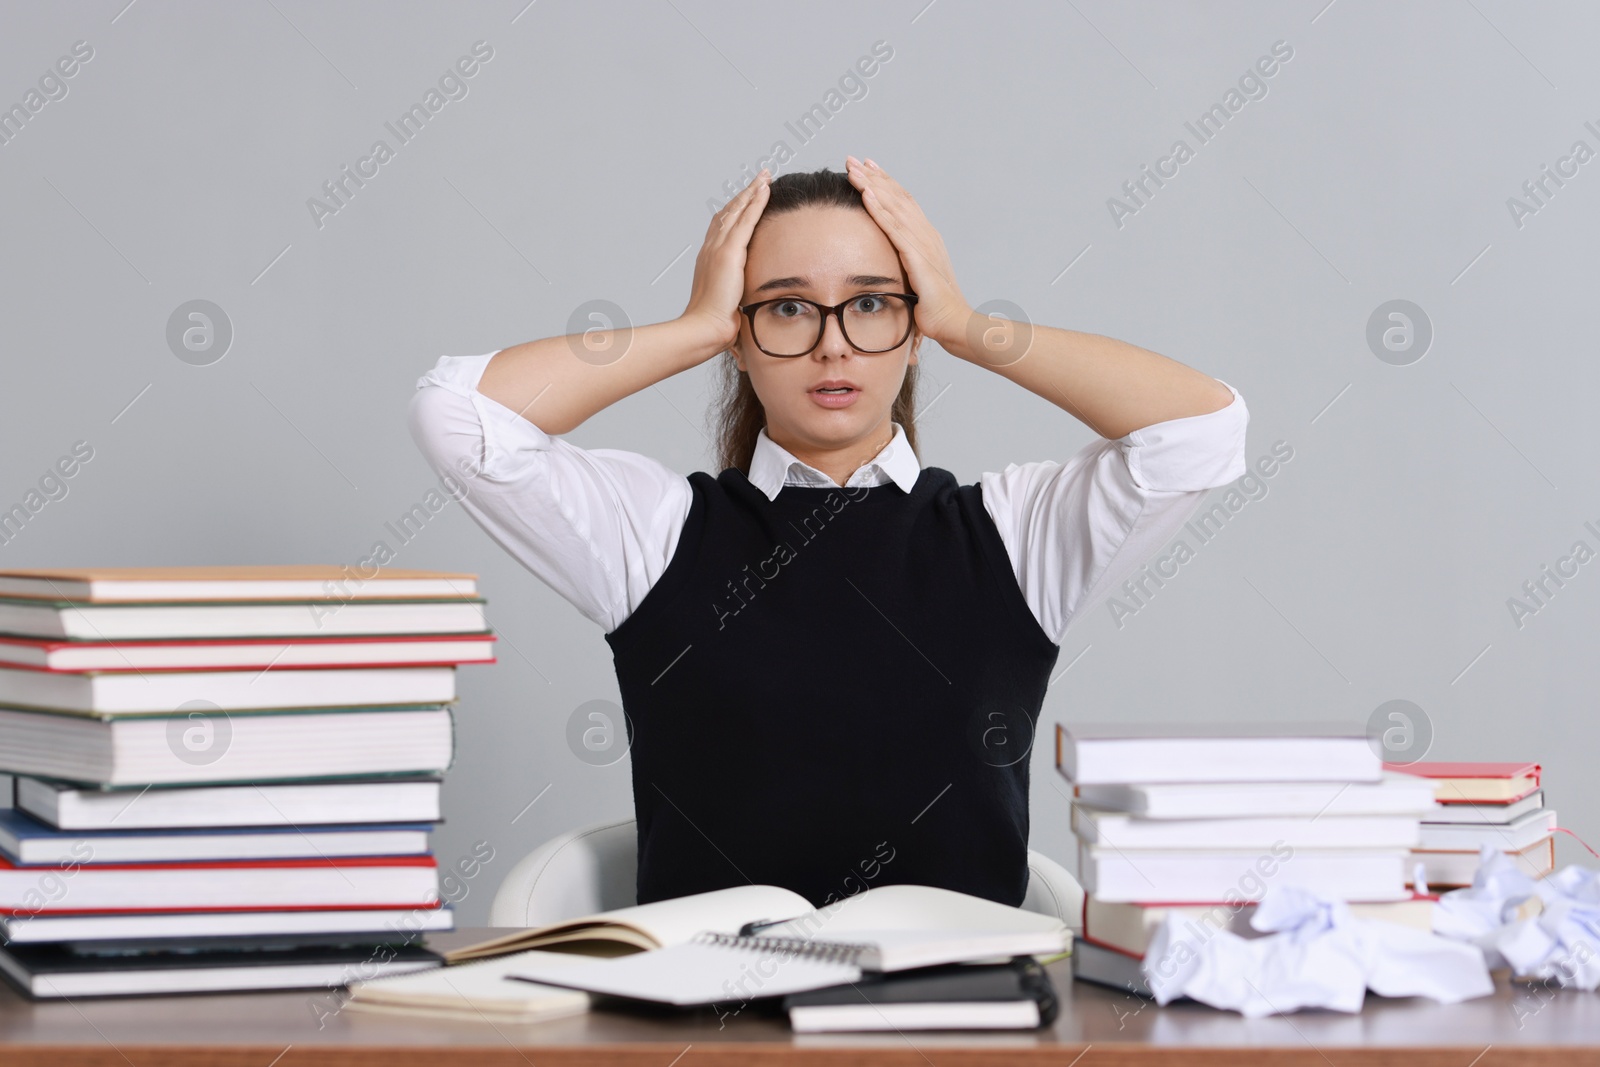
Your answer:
[737,915,803,936]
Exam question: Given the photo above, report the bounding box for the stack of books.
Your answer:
[0,566,494,998]
[1386,760,1555,887]
[1055,721,1442,995]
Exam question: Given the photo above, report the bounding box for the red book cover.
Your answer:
[1383,761,1541,804]
[1384,761,1540,780]
[2,903,449,916]
[0,854,437,873]
[0,634,494,651]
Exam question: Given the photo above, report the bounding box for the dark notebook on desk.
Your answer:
[781,956,1059,1032]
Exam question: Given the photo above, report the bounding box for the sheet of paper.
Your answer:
[1435,845,1600,989]
[1142,883,1493,1017]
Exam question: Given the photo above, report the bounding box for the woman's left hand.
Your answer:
[845,155,973,353]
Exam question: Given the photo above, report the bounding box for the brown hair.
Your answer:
[710,167,922,475]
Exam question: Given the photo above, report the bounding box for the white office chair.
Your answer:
[487,817,1085,932]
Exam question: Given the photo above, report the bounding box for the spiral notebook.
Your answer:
[507,925,1069,1007]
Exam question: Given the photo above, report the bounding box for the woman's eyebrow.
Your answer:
[753,273,902,294]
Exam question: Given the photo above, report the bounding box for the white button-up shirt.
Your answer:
[408,352,1249,642]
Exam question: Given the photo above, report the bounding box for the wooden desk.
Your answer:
[2,929,1598,1065]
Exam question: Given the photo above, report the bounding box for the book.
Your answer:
[1071,804,1421,850]
[1056,722,1381,785]
[1077,842,1409,903]
[0,597,489,641]
[783,956,1059,1032]
[503,886,1071,1007]
[447,882,1070,965]
[1416,808,1557,852]
[1068,773,1440,819]
[1385,761,1542,804]
[346,948,592,1024]
[0,705,454,786]
[0,664,457,714]
[0,941,442,999]
[0,854,442,912]
[0,566,478,602]
[0,905,454,946]
[0,633,497,672]
[1422,791,1544,826]
[1071,938,1153,997]
[1081,896,1436,957]
[0,809,433,865]
[1409,836,1555,887]
[17,775,443,830]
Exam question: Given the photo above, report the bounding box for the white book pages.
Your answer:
[446,883,813,962]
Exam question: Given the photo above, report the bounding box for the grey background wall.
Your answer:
[2,0,1596,923]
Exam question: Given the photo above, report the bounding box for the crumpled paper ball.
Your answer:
[1434,844,1600,989]
[1142,883,1494,1017]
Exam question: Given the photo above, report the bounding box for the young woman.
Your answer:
[409,157,1247,909]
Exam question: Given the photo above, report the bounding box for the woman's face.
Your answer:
[732,205,918,455]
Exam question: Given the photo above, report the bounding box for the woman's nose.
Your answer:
[815,312,857,357]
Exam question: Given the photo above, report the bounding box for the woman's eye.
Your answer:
[774,301,807,318]
[851,295,884,313]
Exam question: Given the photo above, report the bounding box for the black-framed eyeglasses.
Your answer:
[738,292,920,358]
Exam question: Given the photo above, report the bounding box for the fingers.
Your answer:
[686,168,770,328]
[714,167,770,231]
[846,157,912,239]
[728,171,771,237]
[846,157,921,250]
[844,155,957,290]
[723,168,767,212]
[845,156,914,213]
[844,155,887,217]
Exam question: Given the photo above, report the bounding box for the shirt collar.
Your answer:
[746,422,921,501]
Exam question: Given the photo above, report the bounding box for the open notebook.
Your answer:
[444,883,813,962]
[500,883,1071,1007]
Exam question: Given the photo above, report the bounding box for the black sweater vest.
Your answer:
[603,465,1061,908]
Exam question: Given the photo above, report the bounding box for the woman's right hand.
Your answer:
[681,168,771,354]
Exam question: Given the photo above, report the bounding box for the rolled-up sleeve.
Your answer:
[407,353,692,633]
[979,382,1249,643]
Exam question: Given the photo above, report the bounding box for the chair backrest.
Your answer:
[487,818,1084,932]
[487,817,639,928]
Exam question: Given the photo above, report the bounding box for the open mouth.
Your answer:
[809,385,860,407]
